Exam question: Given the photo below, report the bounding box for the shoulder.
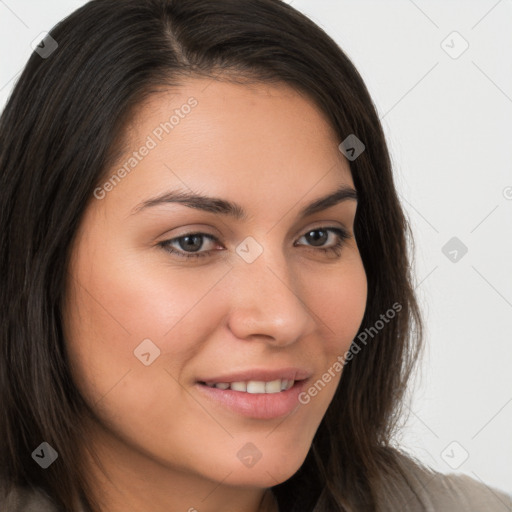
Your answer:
[386,449,512,512]
[0,478,60,512]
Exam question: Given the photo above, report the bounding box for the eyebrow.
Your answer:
[129,183,357,220]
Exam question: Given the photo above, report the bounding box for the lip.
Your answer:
[195,367,313,420]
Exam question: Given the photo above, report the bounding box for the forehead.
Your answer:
[101,77,354,217]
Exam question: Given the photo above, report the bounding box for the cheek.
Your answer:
[295,257,367,405]
[63,236,232,406]
[63,247,240,472]
[306,256,368,352]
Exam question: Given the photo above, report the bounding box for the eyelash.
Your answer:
[157,226,351,260]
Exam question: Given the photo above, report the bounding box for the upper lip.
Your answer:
[197,367,313,385]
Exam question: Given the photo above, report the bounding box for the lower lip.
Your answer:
[195,380,309,420]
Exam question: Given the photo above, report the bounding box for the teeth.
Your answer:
[265,379,282,394]
[246,381,265,394]
[230,381,247,392]
[208,379,295,393]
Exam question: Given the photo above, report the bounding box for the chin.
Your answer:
[213,443,310,488]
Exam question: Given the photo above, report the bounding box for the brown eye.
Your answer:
[159,233,218,259]
[295,227,350,256]
[158,226,351,261]
[303,229,330,246]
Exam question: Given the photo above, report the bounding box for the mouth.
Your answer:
[195,368,312,419]
[198,378,297,393]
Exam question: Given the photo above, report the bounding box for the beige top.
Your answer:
[2,453,511,511]
[312,451,512,512]
[386,450,512,512]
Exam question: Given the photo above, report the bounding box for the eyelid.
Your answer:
[294,220,351,238]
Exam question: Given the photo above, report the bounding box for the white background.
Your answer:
[1,0,511,496]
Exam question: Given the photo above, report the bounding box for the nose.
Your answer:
[225,248,316,347]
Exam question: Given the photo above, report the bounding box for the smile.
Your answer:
[201,379,296,393]
[195,373,311,419]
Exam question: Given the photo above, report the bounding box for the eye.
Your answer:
[158,233,219,259]
[294,227,350,257]
[158,226,351,260]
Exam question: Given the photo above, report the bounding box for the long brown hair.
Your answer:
[0,1,424,510]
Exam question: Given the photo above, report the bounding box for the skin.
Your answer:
[62,77,368,512]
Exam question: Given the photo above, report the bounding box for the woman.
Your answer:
[0,1,510,511]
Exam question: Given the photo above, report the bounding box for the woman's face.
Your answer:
[63,77,367,506]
